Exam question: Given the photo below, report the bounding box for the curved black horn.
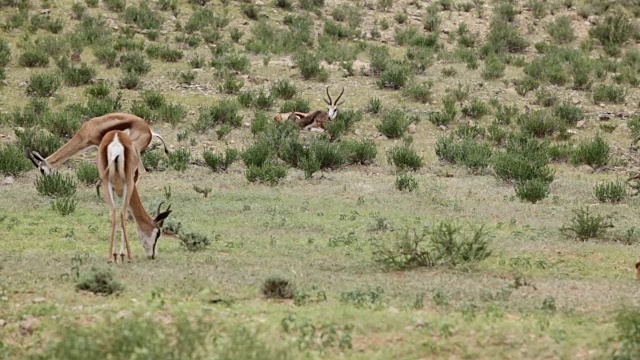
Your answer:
[325,86,333,105]
[156,201,165,216]
[335,87,345,104]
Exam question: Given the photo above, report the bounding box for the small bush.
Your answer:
[515,179,550,203]
[492,135,554,184]
[561,207,612,241]
[341,139,377,165]
[18,48,49,67]
[396,173,418,192]
[518,110,561,138]
[547,15,575,44]
[367,97,382,114]
[294,50,328,81]
[270,79,297,100]
[554,101,583,126]
[167,148,191,172]
[0,39,11,67]
[589,11,634,56]
[593,84,625,104]
[27,72,61,97]
[261,276,295,299]
[119,72,141,90]
[279,98,311,114]
[372,221,491,269]
[194,100,242,132]
[245,162,288,185]
[124,2,163,29]
[35,173,77,198]
[376,61,413,89]
[251,111,269,135]
[203,148,239,172]
[62,63,96,86]
[15,128,63,159]
[51,196,77,216]
[76,266,125,295]
[403,81,433,103]
[142,149,166,171]
[387,143,424,171]
[428,96,457,126]
[462,98,490,119]
[377,108,410,138]
[594,180,626,203]
[157,103,186,127]
[76,162,99,186]
[0,144,32,176]
[571,135,609,169]
[435,135,492,171]
[481,55,506,80]
[119,52,151,75]
[179,232,211,251]
[254,88,275,110]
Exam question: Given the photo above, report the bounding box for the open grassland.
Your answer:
[2,0,640,358]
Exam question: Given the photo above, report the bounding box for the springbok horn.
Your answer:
[334,86,345,105]
[156,201,165,217]
[325,86,333,105]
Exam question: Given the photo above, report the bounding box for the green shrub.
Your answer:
[294,50,328,81]
[194,100,242,132]
[492,135,554,184]
[0,144,32,176]
[15,128,63,159]
[387,143,424,171]
[553,100,583,125]
[279,98,311,114]
[594,180,626,203]
[403,81,433,103]
[35,173,77,198]
[306,138,344,170]
[203,148,239,172]
[589,11,634,56]
[251,111,269,135]
[372,221,491,269]
[571,135,609,169]
[270,79,297,100]
[76,266,124,295]
[18,47,50,67]
[592,84,625,104]
[26,72,61,97]
[179,232,211,251]
[299,153,321,179]
[157,103,186,127]
[142,149,167,171]
[611,305,640,360]
[435,135,492,171]
[481,19,529,56]
[518,110,561,138]
[219,73,244,95]
[481,55,506,80]
[254,88,274,110]
[76,162,99,186]
[377,108,410,138]
[0,39,11,67]
[146,44,183,62]
[547,15,575,43]
[514,76,540,96]
[245,162,288,185]
[367,97,382,114]
[340,139,377,165]
[261,276,295,299]
[167,148,191,172]
[119,52,151,75]
[275,0,293,9]
[376,61,413,89]
[396,173,418,192]
[51,196,77,216]
[242,139,272,168]
[124,2,163,29]
[462,98,490,119]
[561,207,612,241]
[515,179,550,203]
[324,109,363,140]
[428,96,457,126]
[62,63,96,86]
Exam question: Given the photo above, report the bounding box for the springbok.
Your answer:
[97,130,172,263]
[29,113,168,176]
[273,86,345,131]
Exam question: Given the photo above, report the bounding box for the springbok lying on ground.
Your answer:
[273,86,345,131]
[97,130,172,263]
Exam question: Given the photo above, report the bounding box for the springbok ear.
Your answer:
[336,100,345,106]
[154,210,172,227]
[322,97,331,105]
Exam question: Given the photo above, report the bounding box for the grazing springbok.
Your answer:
[636,259,640,279]
[273,86,345,131]
[29,113,168,176]
[97,130,172,263]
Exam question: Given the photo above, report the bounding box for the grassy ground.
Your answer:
[1,0,640,358]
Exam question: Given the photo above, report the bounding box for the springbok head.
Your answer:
[28,151,54,176]
[322,86,345,120]
[137,201,172,260]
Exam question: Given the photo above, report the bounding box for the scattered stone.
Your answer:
[576,120,587,128]
[18,317,38,336]
[32,297,46,304]
[3,177,14,185]
[0,319,6,327]
[408,123,417,133]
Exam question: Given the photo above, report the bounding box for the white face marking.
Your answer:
[327,105,338,120]
[137,227,160,259]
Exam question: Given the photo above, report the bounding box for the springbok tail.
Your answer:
[106,133,126,180]
[151,131,169,155]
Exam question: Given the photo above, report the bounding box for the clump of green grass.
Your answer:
[492,134,555,184]
[15,128,63,159]
[245,162,288,185]
[396,173,418,192]
[179,232,211,251]
[372,221,491,269]
[610,305,640,359]
[594,180,626,203]
[76,266,125,295]
[167,148,191,172]
[75,162,99,186]
[340,139,377,165]
[26,72,61,97]
[261,276,296,299]
[294,50,328,81]
[517,109,562,138]
[403,81,433,103]
[571,135,609,169]
[51,196,77,216]
[279,98,311,114]
[515,179,550,203]
[62,63,96,86]
[376,61,413,89]
[194,100,242,133]
[203,148,239,172]
[377,108,411,138]
[428,96,457,126]
[461,98,490,119]
[18,47,50,67]
[547,15,575,44]
[592,84,625,104]
[0,144,33,176]
[481,55,506,80]
[588,11,634,56]
[367,97,382,114]
[35,173,77,198]
[270,79,297,100]
[561,207,612,241]
[142,149,166,171]
[435,135,492,171]
[387,143,424,171]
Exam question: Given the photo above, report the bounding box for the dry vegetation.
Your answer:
[2,0,640,358]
